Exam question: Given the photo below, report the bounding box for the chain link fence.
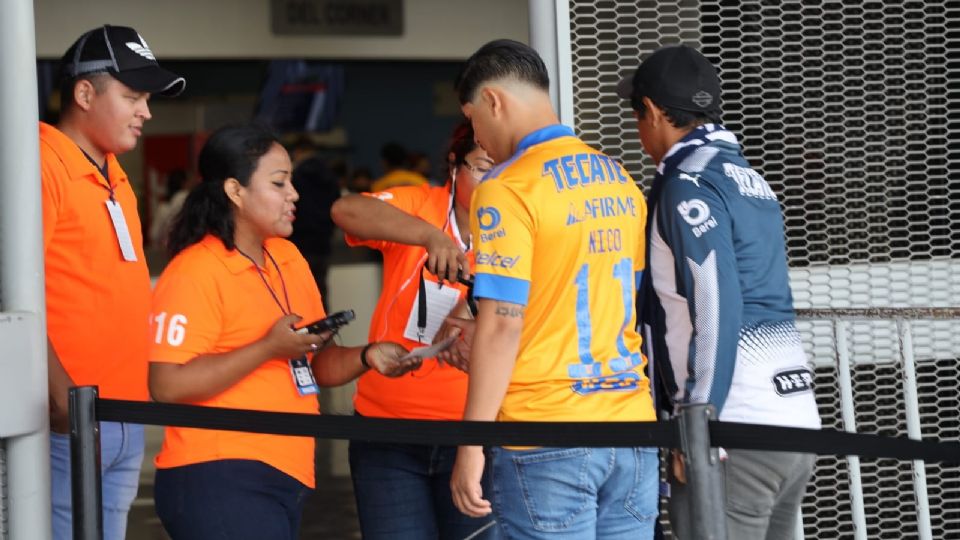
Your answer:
[566,1,960,538]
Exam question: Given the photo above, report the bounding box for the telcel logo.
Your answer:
[476,251,520,269]
[477,207,501,231]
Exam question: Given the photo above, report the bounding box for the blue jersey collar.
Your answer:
[482,124,576,182]
[516,124,575,153]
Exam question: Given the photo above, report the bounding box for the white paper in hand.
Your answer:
[401,335,458,361]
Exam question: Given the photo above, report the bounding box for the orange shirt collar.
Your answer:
[39,122,128,185]
[198,234,300,275]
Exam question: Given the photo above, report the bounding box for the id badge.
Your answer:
[289,357,319,395]
[402,283,461,344]
[105,200,138,262]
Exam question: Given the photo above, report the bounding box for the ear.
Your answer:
[640,97,663,126]
[223,178,243,208]
[480,86,505,119]
[73,79,97,112]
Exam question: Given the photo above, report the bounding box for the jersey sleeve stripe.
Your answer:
[473,274,531,306]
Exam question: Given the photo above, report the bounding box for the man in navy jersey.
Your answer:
[615,44,822,539]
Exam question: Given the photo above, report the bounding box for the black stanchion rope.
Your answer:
[96,399,960,463]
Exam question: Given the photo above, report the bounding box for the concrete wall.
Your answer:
[34,0,529,60]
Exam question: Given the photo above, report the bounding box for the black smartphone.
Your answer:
[295,309,356,335]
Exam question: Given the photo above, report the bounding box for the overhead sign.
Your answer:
[272,0,403,36]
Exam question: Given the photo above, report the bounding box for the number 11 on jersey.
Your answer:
[569,257,643,395]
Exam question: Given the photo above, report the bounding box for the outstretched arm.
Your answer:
[332,194,466,281]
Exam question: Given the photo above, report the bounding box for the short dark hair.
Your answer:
[380,143,408,169]
[58,72,111,116]
[635,97,721,130]
[455,39,550,104]
[167,124,279,256]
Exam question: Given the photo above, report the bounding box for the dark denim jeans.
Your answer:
[154,459,311,540]
[349,439,499,540]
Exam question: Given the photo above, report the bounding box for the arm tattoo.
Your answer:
[494,303,524,318]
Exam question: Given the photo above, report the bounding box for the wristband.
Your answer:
[360,343,375,369]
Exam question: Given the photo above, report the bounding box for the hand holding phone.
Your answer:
[295,309,356,335]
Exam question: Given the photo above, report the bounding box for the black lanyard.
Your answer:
[79,147,115,202]
[237,247,292,316]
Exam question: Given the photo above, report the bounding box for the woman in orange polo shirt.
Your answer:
[148,125,421,540]
[331,121,497,539]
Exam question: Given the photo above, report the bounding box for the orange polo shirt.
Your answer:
[150,235,325,488]
[39,122,151,401]
[345,185,473,420]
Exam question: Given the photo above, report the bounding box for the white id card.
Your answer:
[105,200,138,262]
[402,283,461,344]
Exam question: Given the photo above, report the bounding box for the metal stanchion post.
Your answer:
[69,386,102,540]
[678,403,727,540]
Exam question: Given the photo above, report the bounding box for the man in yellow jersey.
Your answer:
[449,40,658,539]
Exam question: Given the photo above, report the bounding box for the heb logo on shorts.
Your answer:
[476,251,520,269]
[772,367,815,396]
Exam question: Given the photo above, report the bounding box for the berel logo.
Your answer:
[477,207,501,231]
[677,199,711,226]
[772,368,815,396]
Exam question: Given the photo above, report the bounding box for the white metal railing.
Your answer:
[796,307,960,540]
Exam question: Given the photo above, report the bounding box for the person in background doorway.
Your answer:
[286,137,341,305]
[615,44,821,539]
[148,124,421,540]
[371,142,428,192]
[348,166,375,193]
[331,120,498,540]
[40,24,185,540]
[150,168,191,248]
[408,151,434,180]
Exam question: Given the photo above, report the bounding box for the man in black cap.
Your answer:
[41,24,183,540]
[615,45,821,539]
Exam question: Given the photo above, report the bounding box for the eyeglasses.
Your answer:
[460,159,491,180]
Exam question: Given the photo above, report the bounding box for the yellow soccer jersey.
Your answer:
[470,124,655,423]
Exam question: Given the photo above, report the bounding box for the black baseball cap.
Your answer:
[60,25,185,97]
[616,44,720,114]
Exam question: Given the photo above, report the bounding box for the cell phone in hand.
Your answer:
[295,309,356,335]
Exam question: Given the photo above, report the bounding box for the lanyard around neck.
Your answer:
[78,147,115,201]
[237,246,292,316]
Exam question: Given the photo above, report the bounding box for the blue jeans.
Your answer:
[50,421,144,540]
[349,439,499,539]
[154,459,311,540]
[489,446,659,540]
